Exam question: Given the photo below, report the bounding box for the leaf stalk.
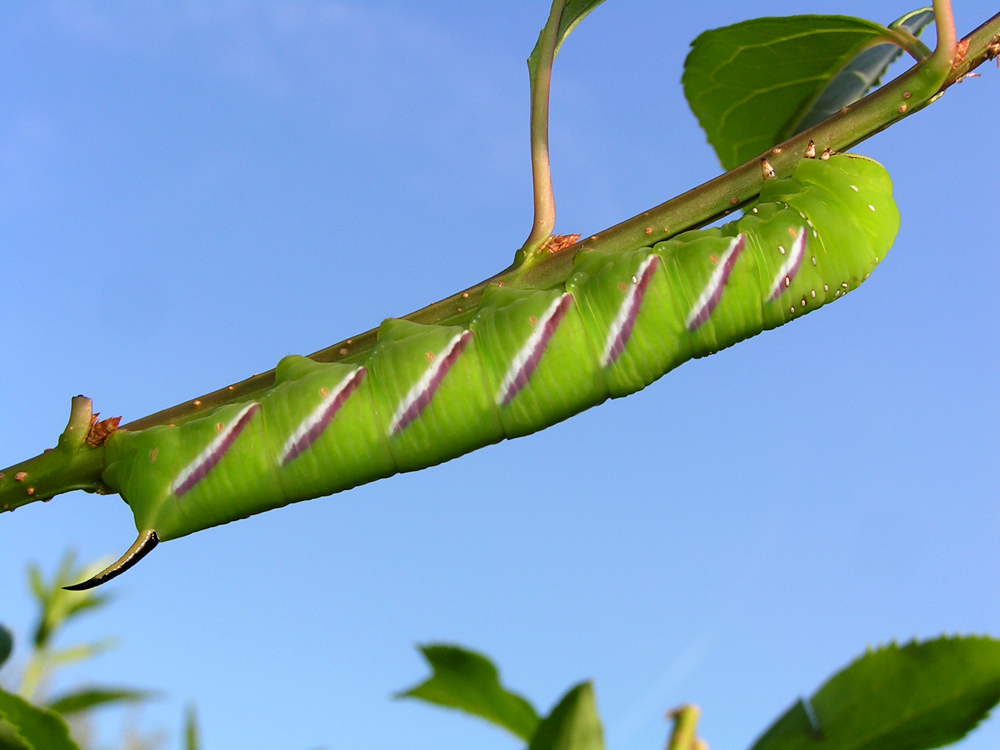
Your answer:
[520,0,566,261]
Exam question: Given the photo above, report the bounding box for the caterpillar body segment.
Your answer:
[474,287,607,437]
[87,154,898,587]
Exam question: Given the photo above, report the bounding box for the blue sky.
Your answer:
[2,2,998,749]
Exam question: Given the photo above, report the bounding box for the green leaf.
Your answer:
[529,681,604,750]
[45,640,116,670]
[0,626,12,670]
[796,9,935,131]
[31,554,114,649]
[397,644,540,741]
[0,687,81,750]
[46,687,154,717]
[0,721,33,750]
[749,636,1000,750]
[63,593,112,623]
[527,0,608,80]
[683,15,899,169]
[27,566,47,609]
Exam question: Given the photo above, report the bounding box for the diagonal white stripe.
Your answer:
[685,234,744,330]
[601,255,657,366]
[768,227,807,300]
[388,331,468,435]
[279,368,363,464]
[496,293,570,405]
[171,402,259,495]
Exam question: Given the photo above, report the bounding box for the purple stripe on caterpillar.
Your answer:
[497,293,573,406]
[768,227,807,301]
[172,402,260,497]
[389,330,473,435]
[600,254,659,366]
[280,367,367,465]
[685,234,747,331]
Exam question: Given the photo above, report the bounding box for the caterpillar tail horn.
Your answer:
[64,529,159,591]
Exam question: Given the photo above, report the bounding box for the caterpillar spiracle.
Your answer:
[70,152,899,589]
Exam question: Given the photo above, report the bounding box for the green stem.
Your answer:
[0,397,109,514]
[665,705,702,750]
[520,0,566,260]
[4,9,998,512]
[18,656,43,702]
[884,28,932,63]
[123,10,1000,431]
[932,0,958,70]
[512,1,960,288]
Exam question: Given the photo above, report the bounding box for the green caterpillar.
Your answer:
[70,153,898,589]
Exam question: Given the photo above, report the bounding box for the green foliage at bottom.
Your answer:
[0,688,79,750]
[527,682,604,750]
[402,637,1000,750]
[750,637,1000,750]
[184,705,201,750]
[398,644,540,740]
[0,628,11,671]
[0,554,168,750]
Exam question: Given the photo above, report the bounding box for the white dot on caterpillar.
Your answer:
[798,211,806,219]
[864,272,870,280]
[779,245,786,255]
[810,290,816,298]
[811,256,817,266]
[823,284,829,291]
[753,207,759,213]
[841,282,849,288]
[801,297,807,307]
[850,185,859,192]
[813,230,818,238]
[834,289,841,297]
[790,306,795,313]
[631,274,638,284]
[784,276,791,288]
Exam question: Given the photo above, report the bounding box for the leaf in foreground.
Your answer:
[30,554,113,649]
[398,644,540,740]
[0,688,80,750]
[0,626,11,670]
[683,15,900,170]
[529,681,604,750]
[749,636,1000,750]
[796,9,935,132]
[46,687,154,717]
[0,723,31,750]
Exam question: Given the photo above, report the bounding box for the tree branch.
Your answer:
[4,10,999,512]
